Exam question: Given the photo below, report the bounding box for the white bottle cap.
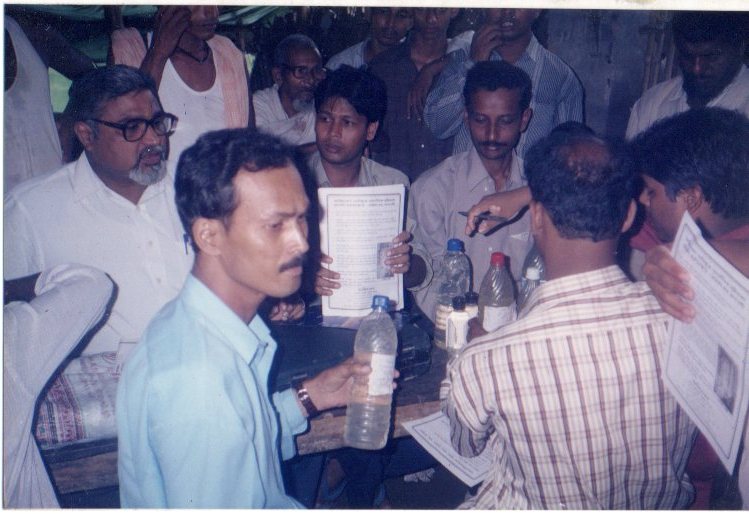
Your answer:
[525,266,540,280]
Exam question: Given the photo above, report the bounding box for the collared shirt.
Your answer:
[253,84,317,146]
[326,39,369,70]
[441,265,697,509]
[369,39,455,181]
[117,275,307,508]
[423,35,584,158]
[410,148,531,320]
[626,65,749,139]
[4,153,193,355]
[4,265,113,508]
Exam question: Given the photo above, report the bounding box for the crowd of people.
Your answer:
[3,6,748,510]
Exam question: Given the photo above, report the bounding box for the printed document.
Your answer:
[663,213,749,470]
[403,411,490,487]
[318,184,405,318]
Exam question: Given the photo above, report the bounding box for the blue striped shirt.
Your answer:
[423,36,584,158]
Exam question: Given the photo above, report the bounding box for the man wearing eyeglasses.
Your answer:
[253,34,325,153]
[4,65,193,359]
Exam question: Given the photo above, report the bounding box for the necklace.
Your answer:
[175,42,211,64]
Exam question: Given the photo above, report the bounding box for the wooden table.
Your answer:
[44,348,448,498]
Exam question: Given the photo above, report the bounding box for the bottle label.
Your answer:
[482,305,516,332]
[446,313,470,353]
[434,303,452,333]
[368,353,396,396]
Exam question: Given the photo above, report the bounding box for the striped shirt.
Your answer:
[423,35,584,158]
[441,265,696,509]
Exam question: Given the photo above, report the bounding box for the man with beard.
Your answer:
[410,60,533,321]
[112,5,253,163]
[424,8,583,159]
[626,11,748,138]
[254,34,325,152]
[4,65,193,357]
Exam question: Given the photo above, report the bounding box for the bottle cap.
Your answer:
[371,295,390,309]
[525,266,540,280]
[490,252,506,266]
[447,239,464,252]
[465,291,479,306]
[451,295,466,310]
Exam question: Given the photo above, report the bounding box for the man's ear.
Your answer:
[520,107,533,133]
[366,121,379,142]
[529,200,544,237]
[682,186,705,214]
[191,218,225,256]
[620,199,637,234]
[73,121,96,151]
[271,66,283,86]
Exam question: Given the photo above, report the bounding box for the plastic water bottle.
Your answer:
[521,244,546,282]
[433,239,471,349]
[344,295,397,450]
[478,252,516,332]
[517,266,541,314]
[446,296,470,359]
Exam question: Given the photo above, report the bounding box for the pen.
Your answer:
[458,211,508,223]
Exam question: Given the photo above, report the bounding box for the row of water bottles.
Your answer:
[433,239,545,356]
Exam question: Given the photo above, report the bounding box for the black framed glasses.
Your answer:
[88,112,178,142]
[282,64,326,80]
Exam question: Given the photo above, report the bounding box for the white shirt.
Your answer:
[626,65,749,139]
[3,15,63,192]
[326,40,368,70]
[3,264,113,508]
[4,153,194,355]
[253,84,316,146]
[159,58,226,164]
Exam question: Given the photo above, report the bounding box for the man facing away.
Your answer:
[253,34,325,151]
[424,8,583,159]
[111,5,253,163]
[117,129,371,508]
[410,60,533,322]
[441,129,696,509]
[4,65,192,357]
[626,11,748,139]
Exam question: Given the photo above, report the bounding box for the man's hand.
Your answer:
[303,358,399,413]
[315,254,340,296]
[151,6,191,60]
[269,295,305,322]
[470,22,502,62]
[407,57,447,120]
[386,231,413,274]
[643,245,695,322]
[465,187,531,235]
[467,317,487,342]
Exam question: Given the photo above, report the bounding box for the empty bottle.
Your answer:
[478,252,516,332]
[517,266,542,314]
[433,239,471,349]
[344,295,397,450]
[446,296,470,359]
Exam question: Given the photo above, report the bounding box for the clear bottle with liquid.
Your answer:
[517,265,541,314]
[478,252,516,332]
[433,239,471,349]
[344,295,397,450]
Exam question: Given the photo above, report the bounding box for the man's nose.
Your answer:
[638,189,650,207]
[141,123,161,145]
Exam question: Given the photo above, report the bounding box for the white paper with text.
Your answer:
[403,411,490,487]
[663,213,749,470]
[318,184,405,317]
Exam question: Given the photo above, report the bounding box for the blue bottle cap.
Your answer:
[447,238,464,252]
[372,295,390,309]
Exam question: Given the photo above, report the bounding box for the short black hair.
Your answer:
[175,129,299,249]
[463,60,532,112]
[526,132,636,241]
[273,33,320,67]
[630,108,749,220]
[314,65,387,124]
[67,65,160,122]
[672,11,748,48]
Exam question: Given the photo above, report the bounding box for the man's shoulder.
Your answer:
[365,157,410,187]
[252,86,277,104]
[635,75,683,110]
[413,152,467,189]
[326,40,366,70]
[5,161,76,208]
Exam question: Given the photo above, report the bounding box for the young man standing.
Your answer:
[117,130,370,508]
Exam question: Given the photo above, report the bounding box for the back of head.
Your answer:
[463,60,532,111]
[313,65,387,124]
[630,107,749,220]
[672,11,748,48]
[273,33,320,66]
[175,129,298,242]
[67,65,160,122]
[526,131,636,242]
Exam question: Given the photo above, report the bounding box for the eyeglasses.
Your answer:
[88,112,178,142]
[282,64,327,80]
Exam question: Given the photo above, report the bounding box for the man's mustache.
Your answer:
[279,254,307,272]
[139,145,166,161]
